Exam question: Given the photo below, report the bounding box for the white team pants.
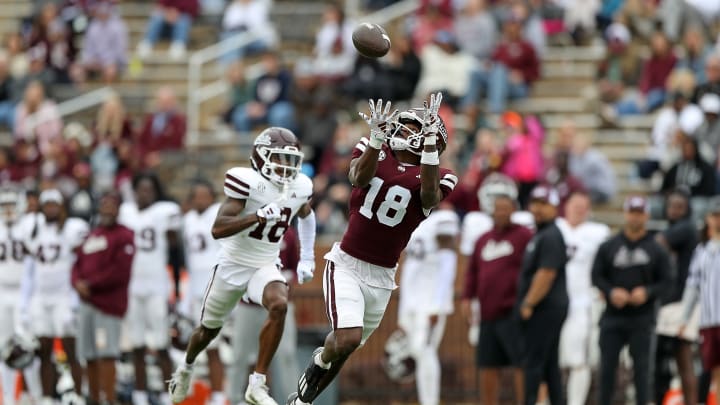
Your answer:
[399,311,447,405]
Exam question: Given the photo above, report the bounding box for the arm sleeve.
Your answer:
[647,246,674,300]
[297,210,316,262]
[431,249,457,314]
[537,232,565,271]
[680,285,699,323]
[679,246,702,323]
[592,243,613,297]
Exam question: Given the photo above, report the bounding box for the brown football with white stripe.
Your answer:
[352,22,391,58]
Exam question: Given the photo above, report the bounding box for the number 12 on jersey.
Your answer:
[359,177,411,227]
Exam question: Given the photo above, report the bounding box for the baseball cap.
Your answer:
[530,185,560,206]
[706,196,720,214]
[39,189,63,205]
[623,195,648,213]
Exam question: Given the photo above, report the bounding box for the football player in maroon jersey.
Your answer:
[288,93,458,405]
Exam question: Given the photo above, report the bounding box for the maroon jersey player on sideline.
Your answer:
[287,93,458,405]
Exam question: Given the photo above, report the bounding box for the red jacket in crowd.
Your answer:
[71,223,135,317]
[138,112,186,159]
[492,39,540,85]
[157,0,199,18]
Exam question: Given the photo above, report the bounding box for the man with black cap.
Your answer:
[517,185,568,405]
[592,196,674,405]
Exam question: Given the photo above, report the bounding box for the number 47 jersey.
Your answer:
[220,167,313,269]
[340,138,457,268]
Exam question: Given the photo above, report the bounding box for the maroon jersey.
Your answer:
[340,138,457,268]
[462,223,533,321]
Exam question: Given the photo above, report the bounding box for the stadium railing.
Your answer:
[23,86,116,135]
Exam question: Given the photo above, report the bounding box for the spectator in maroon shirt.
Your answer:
[136,0,199,60]
[614,31,677,115]
[461,194,533,405]
[484,10,539,114]
[137,86,186,168]
[71,191,134,405]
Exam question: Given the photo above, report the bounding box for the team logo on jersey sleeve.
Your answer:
[379,150,386,161]
[257,182,266,193]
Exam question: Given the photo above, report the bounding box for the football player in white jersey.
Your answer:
[397,206,459,405]
[460,173,534,258]
[118,172,182,405]
[555,191,610,405]
[0,188,41,405]
[19,189,89,404]
[180,180,224,405]
[169,127,317,405]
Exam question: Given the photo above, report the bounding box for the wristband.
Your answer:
[424,134,437,145]
[369,131,384,149]
[420,150,440,165]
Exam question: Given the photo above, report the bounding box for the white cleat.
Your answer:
[167,366,193,403]
[245,379,278,405]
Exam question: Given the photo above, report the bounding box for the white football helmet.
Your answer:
[1,333,39,370]
[382,329,416,383]
[478,173,519,214]
[0,187,25,223]
[388,109,425,155]
[250,127,304,187]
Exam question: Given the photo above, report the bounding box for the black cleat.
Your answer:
[286,392,310,405]
[297,347,328,402]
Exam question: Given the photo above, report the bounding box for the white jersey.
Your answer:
[22,215,89,298]
[119,201,182,296]
[399,210,460,316]
[183,203,221,298]
[220,167,312,281]
[0,219,29,289]
[460,211,535,256]
[556,218,610,309]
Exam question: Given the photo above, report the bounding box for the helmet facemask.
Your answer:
[388,111,424,155]
[256,146,304,187]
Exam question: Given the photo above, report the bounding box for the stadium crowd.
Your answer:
[1,0,720,404]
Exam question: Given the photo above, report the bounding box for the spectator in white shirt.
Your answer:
[220,0,277,65]
[312,3,356,81]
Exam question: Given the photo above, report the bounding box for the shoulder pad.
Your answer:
[224,167,257,199]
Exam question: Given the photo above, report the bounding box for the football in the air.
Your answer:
[352,22,391,58]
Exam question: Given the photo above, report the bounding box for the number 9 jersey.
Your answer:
[220,166,313,269]
[340,138,457,268]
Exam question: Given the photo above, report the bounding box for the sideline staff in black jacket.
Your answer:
[518,185,569,405]
[592,196,673,405]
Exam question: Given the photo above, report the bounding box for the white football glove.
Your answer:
[296,260,315,284]
[257,202,282,222]
[422,92,443,136]
[359,98,399,149]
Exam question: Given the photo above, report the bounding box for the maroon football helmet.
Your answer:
[388,108,448,156]
[251,127,304,187]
